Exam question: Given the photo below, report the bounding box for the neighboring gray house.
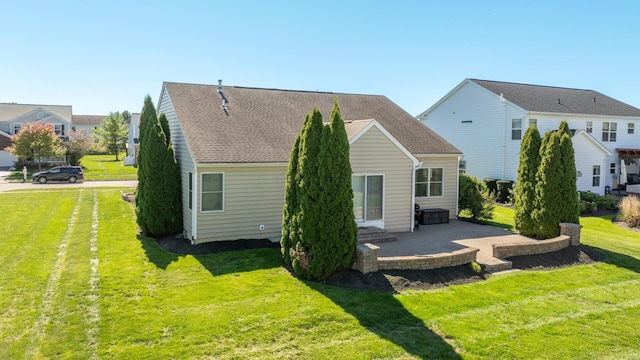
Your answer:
[0,103,73,167]
[418,79,640,195]
[157,81,462,244]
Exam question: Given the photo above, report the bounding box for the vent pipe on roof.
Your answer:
[593,96,596,102]
[217,79,229,116]
[499,93,504,103]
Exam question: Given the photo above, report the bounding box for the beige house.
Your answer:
[157,81,462,244]
[71,114,105,134]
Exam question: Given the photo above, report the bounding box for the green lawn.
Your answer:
[4,154,137,182]
[2,191,640,359]
[80,153,138,181]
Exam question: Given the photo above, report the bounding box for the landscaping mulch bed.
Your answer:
[153,236,604,293]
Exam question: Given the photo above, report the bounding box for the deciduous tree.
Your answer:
[66,129,93,166]
[93,112,128,160]
[5,123,65,170]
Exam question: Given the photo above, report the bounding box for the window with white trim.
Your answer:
[602,122,617,142]
[586,121,592,133]
[13,123,21,134]
[54,124,63,136]
[201,173,223,212]
[188,172,193,210]
[416,168,443,197]
[592,166,601,187]
[628,123,634,134]
[511,119,522,140]
[610,162,616,174]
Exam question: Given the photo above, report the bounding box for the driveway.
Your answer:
[376,220,538,271]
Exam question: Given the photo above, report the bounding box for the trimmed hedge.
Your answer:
[484,178,497,198]
[496,180,513,203]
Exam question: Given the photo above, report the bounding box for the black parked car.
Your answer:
[32,166,84,184]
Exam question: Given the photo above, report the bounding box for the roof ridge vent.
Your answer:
[217,79,229,116]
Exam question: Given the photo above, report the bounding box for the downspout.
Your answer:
[501,94,508,180]
[411,161,423,232]
[191,166,198,244]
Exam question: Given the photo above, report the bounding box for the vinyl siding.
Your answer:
[414,156,459,218]
[350,126,414,232]
[422,81,527,182]
[158,87,195,239]
[572,133,611,195]
[195,165,287,243]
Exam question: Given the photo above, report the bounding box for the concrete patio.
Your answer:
[373,220,540,272]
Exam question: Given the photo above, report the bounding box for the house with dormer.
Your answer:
[418,79,640,195]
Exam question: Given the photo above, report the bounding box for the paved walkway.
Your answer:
[375,220,538,270]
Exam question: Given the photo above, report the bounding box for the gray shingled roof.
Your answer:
[72,115,106,125]
[471,79,640,117]
[163,82,460,164]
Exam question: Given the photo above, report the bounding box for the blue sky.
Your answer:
[1,1,639,117]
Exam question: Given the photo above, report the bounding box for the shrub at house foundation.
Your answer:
[459,173,494,221]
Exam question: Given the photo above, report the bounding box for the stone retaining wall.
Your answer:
[492,235,570,258]
[377,248,479,271]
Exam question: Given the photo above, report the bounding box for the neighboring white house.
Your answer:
[124,113,141,166]
[157,81,462,244]
[0,103,74,167]
[418,79,640,195]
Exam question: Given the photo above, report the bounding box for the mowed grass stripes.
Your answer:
[1,192,640,359]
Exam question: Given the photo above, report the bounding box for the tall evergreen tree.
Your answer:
[136,95,182,236]
[281,135,301,266]
[514,125,541,236]
[315,101,357,278]
[159,113,171,144]
[557,121,580,224]
[532,132,564,238]
[291,108,324,278]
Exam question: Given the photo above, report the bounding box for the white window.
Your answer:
[602,122,617,142]
[352,175,383,222]
[13,123,22,134]
[629,123,635,134]
[512,119,522,140]
[415,168,443,197]
[592,166,601,187]
[586,121,592,133]
[188,172,193,210]
[529,119,537,127]
[201,173,223,212]
[459,160,466,175]
[54,124,63,136]
[610,162,616,174]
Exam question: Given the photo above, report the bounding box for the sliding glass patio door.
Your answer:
[352,175,384,226]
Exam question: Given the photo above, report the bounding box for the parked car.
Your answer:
[32,166,84,184]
